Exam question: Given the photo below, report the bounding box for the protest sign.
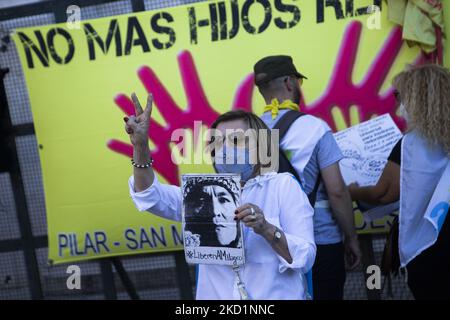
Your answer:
[334,114,402,186]
[182,174,244,266]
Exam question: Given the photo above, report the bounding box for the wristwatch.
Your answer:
[273,227,282,243]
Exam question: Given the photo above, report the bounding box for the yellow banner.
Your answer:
[13,0,421,264]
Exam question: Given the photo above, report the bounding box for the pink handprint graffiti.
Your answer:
[108,50,254,185]
[108,20,420,186]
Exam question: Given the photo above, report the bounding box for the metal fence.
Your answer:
[0,0,413,300]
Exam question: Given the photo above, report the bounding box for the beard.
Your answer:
[292,85,302,105]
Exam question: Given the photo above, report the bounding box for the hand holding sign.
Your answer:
[235,203,268,235]
[124,93,153,147]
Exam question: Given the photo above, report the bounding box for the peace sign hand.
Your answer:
[124,93,153,147]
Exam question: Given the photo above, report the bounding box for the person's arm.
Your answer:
[348,161,400,205]
[235,203,294,264]
[260,224,294,264]
[322,163,356,239]
[125,93,155,192]
[276,175,316,273]
[313,131,361,270]
[321,163,362,269]
[132,143,154,192]
[235,175,316,273]
[125,93,182,221]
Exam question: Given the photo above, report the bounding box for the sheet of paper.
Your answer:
[334,114,403,187]
[181,174,245,266]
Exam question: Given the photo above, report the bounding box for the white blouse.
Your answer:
[129,171,316,300]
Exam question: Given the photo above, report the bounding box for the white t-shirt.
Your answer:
[261,110,343,244]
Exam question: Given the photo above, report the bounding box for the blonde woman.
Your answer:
[391,65,449,299]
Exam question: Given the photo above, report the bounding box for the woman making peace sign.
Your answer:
[124,93,316,300]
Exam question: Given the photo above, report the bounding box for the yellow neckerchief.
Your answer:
[263,98,299,119]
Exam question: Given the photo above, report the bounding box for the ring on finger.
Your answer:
[250,207,257,220]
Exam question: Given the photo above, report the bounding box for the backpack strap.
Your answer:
[273,110,305,185]
[273,110,306,140]
[308,172,321,208]
[273,110,321,207]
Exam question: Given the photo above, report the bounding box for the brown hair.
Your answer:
[393,64,450,155]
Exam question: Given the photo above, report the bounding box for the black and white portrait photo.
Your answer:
[181,174,245,266]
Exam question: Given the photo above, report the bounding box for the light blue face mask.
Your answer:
[214,145,255,182]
